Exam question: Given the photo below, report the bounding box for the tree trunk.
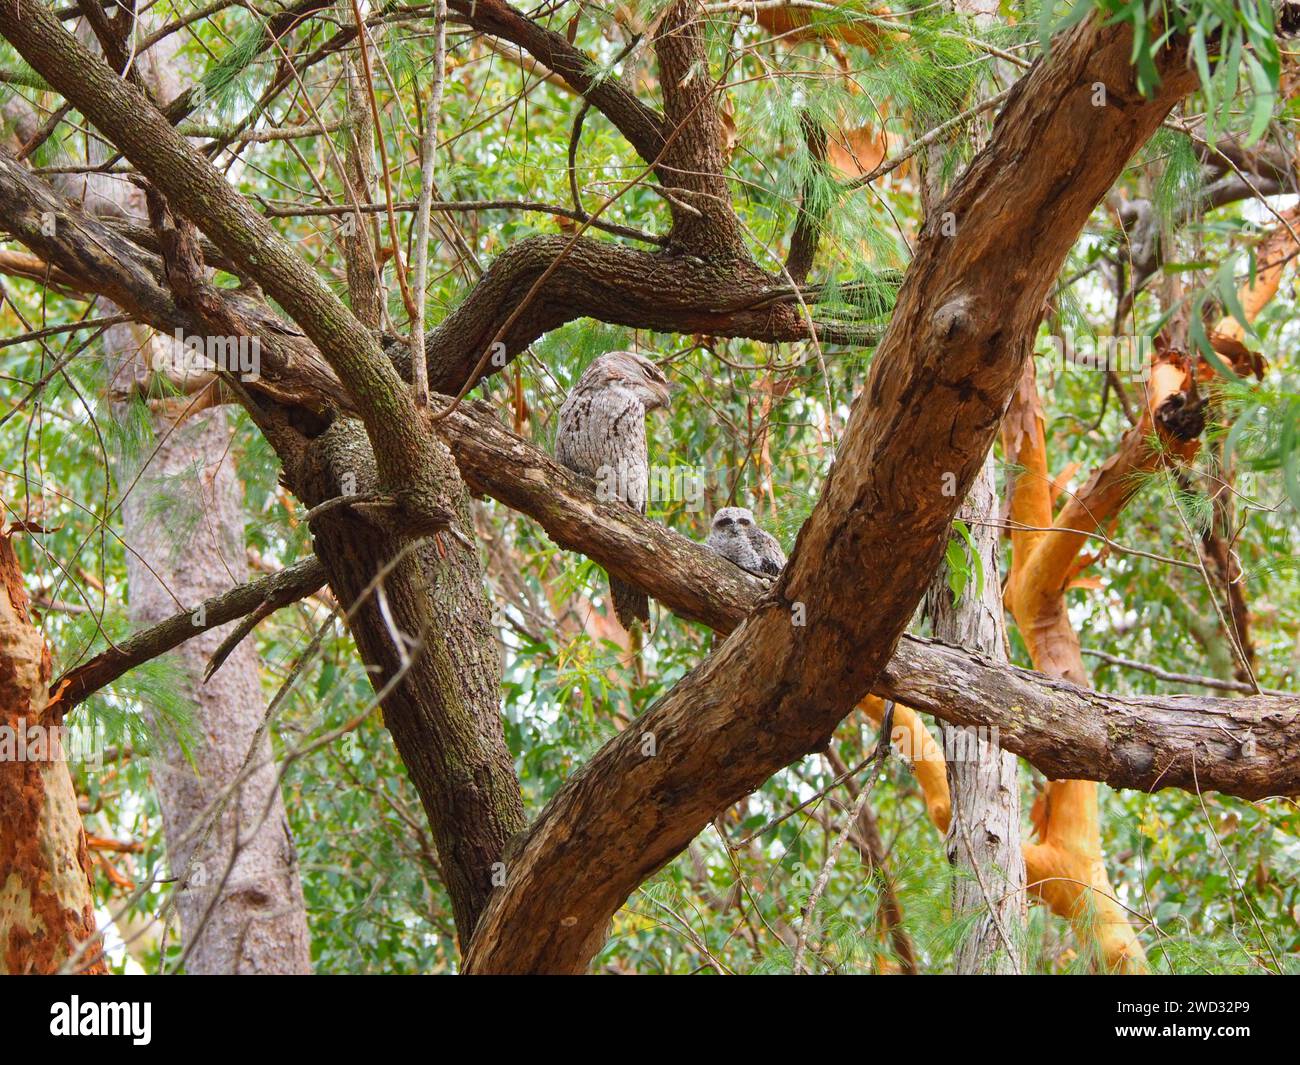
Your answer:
[1000,357,1189,973]
[288,417,527,948]
[119,401,313,973]
[0,528,106,974]
[925,456,1025,974]
[58,17,316,972]
[917,0,1026,969]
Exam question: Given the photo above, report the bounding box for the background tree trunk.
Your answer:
[1000,358,1182,973]
[289,417,527,947]
[118,400,313,973]
[918,0,1026,968]
[925,456,1026,974]
[84,22,312,972]
[1,18,312,974]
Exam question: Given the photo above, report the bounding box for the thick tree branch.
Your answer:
[652,1,744,254]
[459,15,1201,973]
[438,399,1300,801]
[878,638,1298,802]
[404,234,864,394]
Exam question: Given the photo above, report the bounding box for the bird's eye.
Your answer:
[718,517,733,527]
[643,365,665,383]
[739,517,751,526]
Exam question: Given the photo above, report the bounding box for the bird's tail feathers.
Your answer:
[610,576,649,630]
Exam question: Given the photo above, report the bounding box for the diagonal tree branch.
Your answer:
[404,234,867,394]
[651,1,745,254]
[458,13,1202,973]
[0,0,449,530]
[448,0,666,167]
[438,399,1300,802]
[46,558,327,720]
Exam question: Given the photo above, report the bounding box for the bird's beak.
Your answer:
[648,381,674,410]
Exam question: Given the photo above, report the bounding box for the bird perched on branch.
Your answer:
[555,350,673,629]
[706,507,786,578]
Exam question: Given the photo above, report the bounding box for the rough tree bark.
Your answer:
[918,0,1026,971]
[118,405,313,973]
[0,3,1221,975]
[288,418,527,945]
[0,528,105,974]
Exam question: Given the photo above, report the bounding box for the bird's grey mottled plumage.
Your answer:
[705,507,786,578]
[555,350,672,628]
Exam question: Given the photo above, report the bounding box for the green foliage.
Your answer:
[83,656,197,761]
[196,17,268,116]
[1091,0,1281,136]
[1221,378,1300,509]
[943,520,986,604]
[1,0,1297,976]
[1152,128,1202,227]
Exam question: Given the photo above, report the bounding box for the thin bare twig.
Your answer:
[410,0,449,407]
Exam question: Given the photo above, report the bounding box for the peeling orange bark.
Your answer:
[1213,205,1300,343]
[755,3,887,49]
[0,527,106,974]
[861,695,951,832]
[1000,350,1202,973]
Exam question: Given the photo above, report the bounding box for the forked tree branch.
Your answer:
[458,14,1202,973]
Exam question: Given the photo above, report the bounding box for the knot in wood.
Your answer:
[932,297,975,345]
